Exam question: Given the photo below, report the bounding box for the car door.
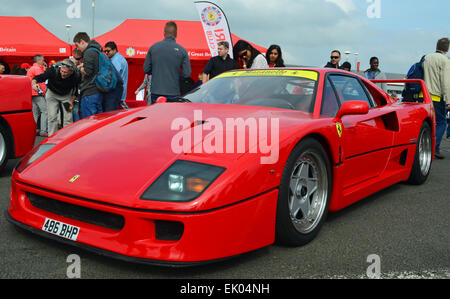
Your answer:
[327,74,396,189]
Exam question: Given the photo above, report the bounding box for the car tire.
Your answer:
[407,122,432,185]
[0,125,10,173]
[275,138,332,246]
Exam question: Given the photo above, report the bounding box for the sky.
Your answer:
[1,0,450,74]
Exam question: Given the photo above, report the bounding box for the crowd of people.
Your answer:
[0,33,129,137]
[1,21,448,160]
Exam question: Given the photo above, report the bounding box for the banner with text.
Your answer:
[194,1,233,58]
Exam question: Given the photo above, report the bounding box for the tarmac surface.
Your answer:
[0,136,449,279]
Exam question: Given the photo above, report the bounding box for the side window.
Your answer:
[329,75,372,106]
[321,78,340,116]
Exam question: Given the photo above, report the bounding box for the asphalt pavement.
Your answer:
[0,136,449,279]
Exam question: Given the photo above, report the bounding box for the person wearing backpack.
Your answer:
[73,32,107,118]
[403,55,426,102]
[423,37,450,159]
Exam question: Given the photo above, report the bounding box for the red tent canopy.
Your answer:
[94,19,267,61]
[94,19,267,105]
[0,17,71,69]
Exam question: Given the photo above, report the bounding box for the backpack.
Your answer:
[89,48,119,93]
[102,60,125,111]
[402,55,425,101]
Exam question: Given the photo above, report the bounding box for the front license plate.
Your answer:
[42,218,80,241]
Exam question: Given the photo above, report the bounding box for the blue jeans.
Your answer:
[433,100,446,152]
[447,111,450,138]
[81,93,103,119]
[72,100,80,122]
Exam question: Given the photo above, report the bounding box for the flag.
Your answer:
[194,1,233,58]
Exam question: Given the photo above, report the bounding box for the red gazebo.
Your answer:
[94,19,267,106]
[0,17,72,69]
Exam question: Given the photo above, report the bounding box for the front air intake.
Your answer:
[27,193,125,231]
[155,220,184,241]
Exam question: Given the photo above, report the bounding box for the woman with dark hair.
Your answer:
[266,45,285,67]
[233,40,268,69]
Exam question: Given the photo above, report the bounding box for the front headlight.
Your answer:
[140,160,225,202]
[15,144,56,173]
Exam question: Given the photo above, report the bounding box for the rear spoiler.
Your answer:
[370,79,432,104]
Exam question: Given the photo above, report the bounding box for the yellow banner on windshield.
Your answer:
[216,69,318,81]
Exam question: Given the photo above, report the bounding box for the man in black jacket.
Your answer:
[202,41,238,83]
[73,32,104,118]
[32,59,81,136]
[324,50,341,69]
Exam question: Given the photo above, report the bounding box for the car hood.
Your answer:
[18,103,314,209]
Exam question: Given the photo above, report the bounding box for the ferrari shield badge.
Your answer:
[336,123,343,138]
[69,175,80,183]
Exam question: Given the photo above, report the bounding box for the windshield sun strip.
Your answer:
[216,69,319,81]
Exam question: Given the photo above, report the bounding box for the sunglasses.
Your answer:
[104,49,111,54]
[331,56,340,59]
[61,63,75,70]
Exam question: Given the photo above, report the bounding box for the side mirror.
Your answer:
[335,101,369,119]
[155,96,167,104]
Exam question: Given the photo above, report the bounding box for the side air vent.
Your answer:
[399,149,408,166]
[122,117,147,127]
[380,112,399,132]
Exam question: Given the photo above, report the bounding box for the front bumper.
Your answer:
[7,178,278,266]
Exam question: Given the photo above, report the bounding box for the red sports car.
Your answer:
[0,75,36,172]
[7,68,435,266]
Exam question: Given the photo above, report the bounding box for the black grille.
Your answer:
[27,193,125,231]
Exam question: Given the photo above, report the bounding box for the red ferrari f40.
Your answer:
[7,68,435,266]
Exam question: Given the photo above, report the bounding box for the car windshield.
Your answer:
[183,70,319,112]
